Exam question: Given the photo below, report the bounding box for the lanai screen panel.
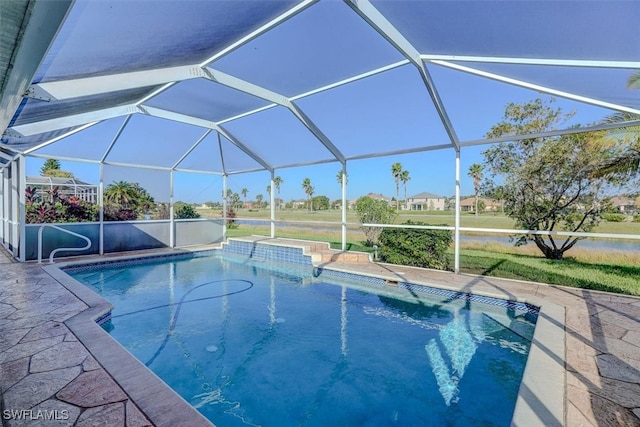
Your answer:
[106,115,209,169]
[211,0,404,97]
[296,64,451,157]
[222,106,337,168]
[428,64,624,143]
[34,0,300,82]
[372,0,640,60]
[444,62,640,111]
[145,79,272,123]
[2,127,85,153]
[33,117,129,161]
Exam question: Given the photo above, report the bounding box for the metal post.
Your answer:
[17,155,26,262]
[454,149,461,274]
[341,163,347,251]
[222,174,227,241]
[99,162,104,255]
[270,172,275,238]
[169,170,175,248]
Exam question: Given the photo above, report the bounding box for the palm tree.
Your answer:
[468,163,483,217]
[241,188,248,209]
[255,194,263,209]
[391,162,403,212]
[400,169,410,210]
[302,178,314,212]
[104,181,136,208]
[273,176,283,210]
[336,169,348,186]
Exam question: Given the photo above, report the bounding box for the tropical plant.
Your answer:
[482,98,619,260]
[302,178,314,212]
[25,186,98,223]
[255,194,263,209]
[391,162,403,212]
[468,163,483,218]
[354,196,397,246]
[103,181,155,220]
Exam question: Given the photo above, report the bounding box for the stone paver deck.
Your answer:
[1,239,639,426]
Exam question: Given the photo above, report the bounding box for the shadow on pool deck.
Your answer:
[0,240,638,426]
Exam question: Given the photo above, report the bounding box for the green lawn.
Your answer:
[220,212,640,296]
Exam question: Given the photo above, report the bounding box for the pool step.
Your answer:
[316,250,372,264]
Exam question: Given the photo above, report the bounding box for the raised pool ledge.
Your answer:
[44,241,567,427]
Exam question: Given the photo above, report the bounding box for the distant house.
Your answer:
[610,196,636,213]
[405,192,445,211]
[26,176,98,203]
[459,197,502,212]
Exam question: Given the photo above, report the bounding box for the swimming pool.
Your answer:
[66,248,538,426]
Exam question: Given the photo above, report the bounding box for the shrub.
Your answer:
[634,215,640,223]
[354,196,397,246]
[377,220,452,270]
[601,213,626,222]
[224,208,238,229]
[175,204,200,219]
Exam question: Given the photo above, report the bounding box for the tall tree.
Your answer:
[302,178,314,212]
[391,162,403,212]
[241,188,248,208]
[255,194,263,209]
[273,176,283,210]
[468,164,483,217]
[40,159,61,175]
[400,169,410,210]
[40,159,73,178]
[482,98,618,260]
[336,169,348,186]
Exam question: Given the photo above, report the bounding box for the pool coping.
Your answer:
[44,241,565,426]
[43,263,214,427]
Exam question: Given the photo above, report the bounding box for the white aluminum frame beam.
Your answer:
[9,105,140,137]
[433,60,640,116]
[421,55,640,69]
[29,65,206,101]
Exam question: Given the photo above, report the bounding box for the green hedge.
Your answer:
[378,221,452,270]
[601,213,627,222]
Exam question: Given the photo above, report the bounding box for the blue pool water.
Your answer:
[68,252,537,426]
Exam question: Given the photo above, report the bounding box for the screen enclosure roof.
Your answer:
[1,0,639,175]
